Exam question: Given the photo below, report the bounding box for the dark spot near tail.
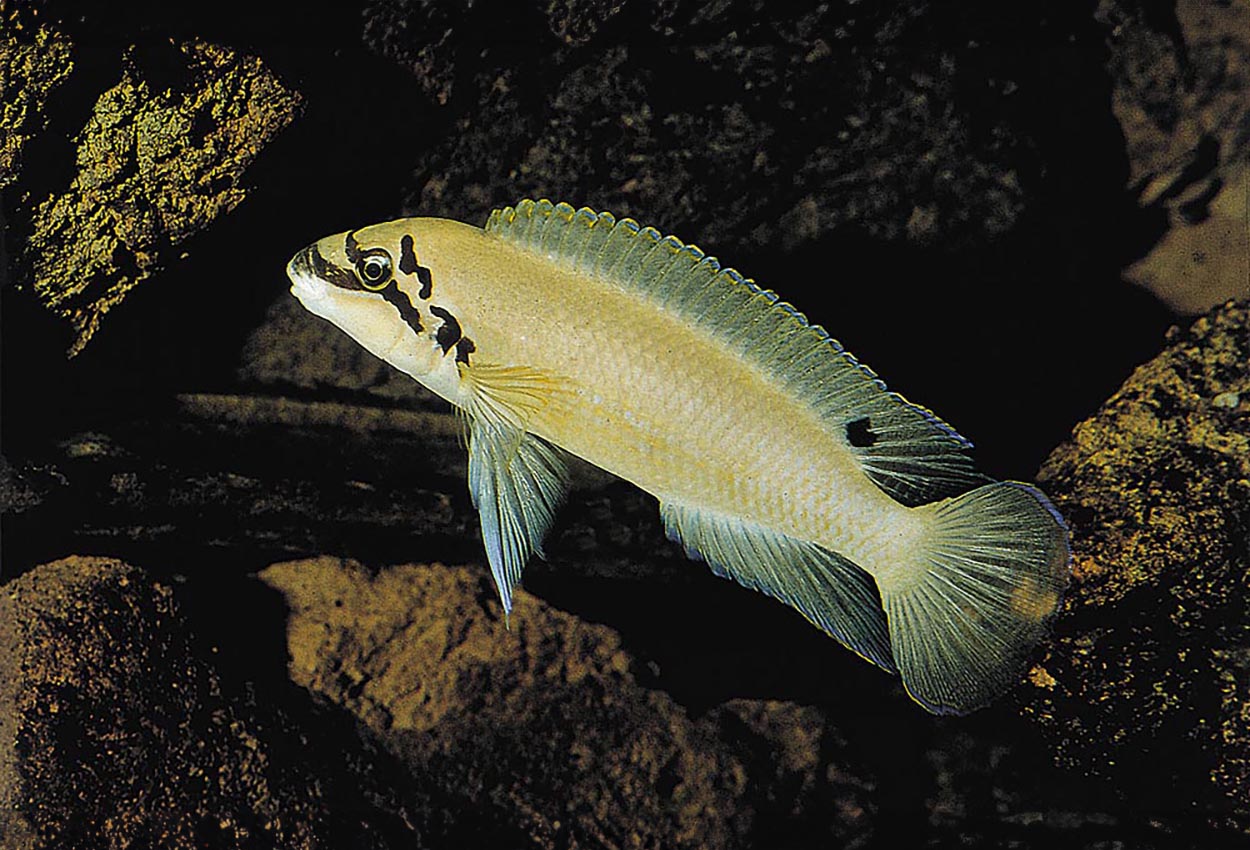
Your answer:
[416,266,433,299]
[380,283,424,336]
[846,417,876,448]
[455,337,475,365]
[429,305,462,353]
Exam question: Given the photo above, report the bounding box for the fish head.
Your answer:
[286,221,446,381]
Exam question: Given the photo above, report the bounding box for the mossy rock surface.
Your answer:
[1024,299,1250,816]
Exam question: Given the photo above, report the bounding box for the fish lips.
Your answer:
[287,245,333,307]
[287,242,363,306]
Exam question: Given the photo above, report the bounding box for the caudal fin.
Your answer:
[877,481,1070,715]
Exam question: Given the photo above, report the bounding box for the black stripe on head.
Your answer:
[380,283,424,336]
[428,305,462,353]
[310,245,362,291]
[399,235,419,274]
[398,234,433,298]
[344,232,362,264]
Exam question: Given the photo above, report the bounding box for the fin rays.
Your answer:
[461,360,572,614]
[487,199,984,505]
[467,418,569,614]
[878,481,1070,714]
[659,501,896,673]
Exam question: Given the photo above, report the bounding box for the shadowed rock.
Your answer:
[1021,299,1250,818]
[1100,0,1250,312]
[260,556,878,849]
[0,557,324,848]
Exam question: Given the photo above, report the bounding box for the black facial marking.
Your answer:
[380,283,424,336]
[397,234,434,298]
[454,337,475,365]
[344,232,362,264]
[310,245,362,291]
[846,417,876,448]
[399,234,419,274]
[428,305,462,353]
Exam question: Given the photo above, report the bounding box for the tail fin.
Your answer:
[877,481,1070,715]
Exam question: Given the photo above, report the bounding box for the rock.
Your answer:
[0,407,473,568]
[0,557,325,848]
[260,557,878,848]
[0,14,73,190]
[365,0,1099,254]
[21,39,302,355]
[1098,0,1250,313]
[238,293,443,406]
[1022,300,1250,818]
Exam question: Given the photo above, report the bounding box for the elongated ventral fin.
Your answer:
[487,199,984,505]
[461,361,572,614]
[659,501,896,672]
[877,481,1070,714]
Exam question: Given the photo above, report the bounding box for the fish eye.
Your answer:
[357,251,392,290]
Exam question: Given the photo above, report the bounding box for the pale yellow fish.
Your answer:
[286,199,1070,714]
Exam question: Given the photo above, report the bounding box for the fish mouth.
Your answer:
[286,245,314,281]
[287,246,331,306]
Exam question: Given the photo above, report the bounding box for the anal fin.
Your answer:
[659,501,896,672]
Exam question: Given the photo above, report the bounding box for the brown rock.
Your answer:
[1099,0,1250,312]
[0,557,324,848]
[261,557,878,848]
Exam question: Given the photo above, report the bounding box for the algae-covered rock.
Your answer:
[1022,300,1250,817]
[24,40,301,355]
[0,557,325,848]
[0,13,73,189]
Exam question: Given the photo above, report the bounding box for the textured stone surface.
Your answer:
[260,557,879,849]
[24,40,301,354]
[0,557,324,848]
[0,12,73,190]
[367,0,1062,253]
[1100,0,1250,313]
[1023,300,1250,815]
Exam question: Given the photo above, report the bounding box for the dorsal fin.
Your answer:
[486,199,984,505]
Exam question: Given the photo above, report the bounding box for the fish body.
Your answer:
[287,200,1069,714]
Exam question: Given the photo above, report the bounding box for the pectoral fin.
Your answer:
[461,361,572,614]
[468,421,569,614]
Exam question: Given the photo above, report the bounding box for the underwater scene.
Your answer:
[2,1,1248,847]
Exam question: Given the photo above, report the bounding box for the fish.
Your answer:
[286,199,1070,714]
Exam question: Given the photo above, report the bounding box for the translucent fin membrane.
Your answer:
[879,482,1070,714]
[487,200,983,505]
[660,500,896,672]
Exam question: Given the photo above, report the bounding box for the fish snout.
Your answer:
[287,245,334,307]
[286,245,316,282]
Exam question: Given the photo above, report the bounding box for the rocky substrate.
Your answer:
[3,1,1247,847]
